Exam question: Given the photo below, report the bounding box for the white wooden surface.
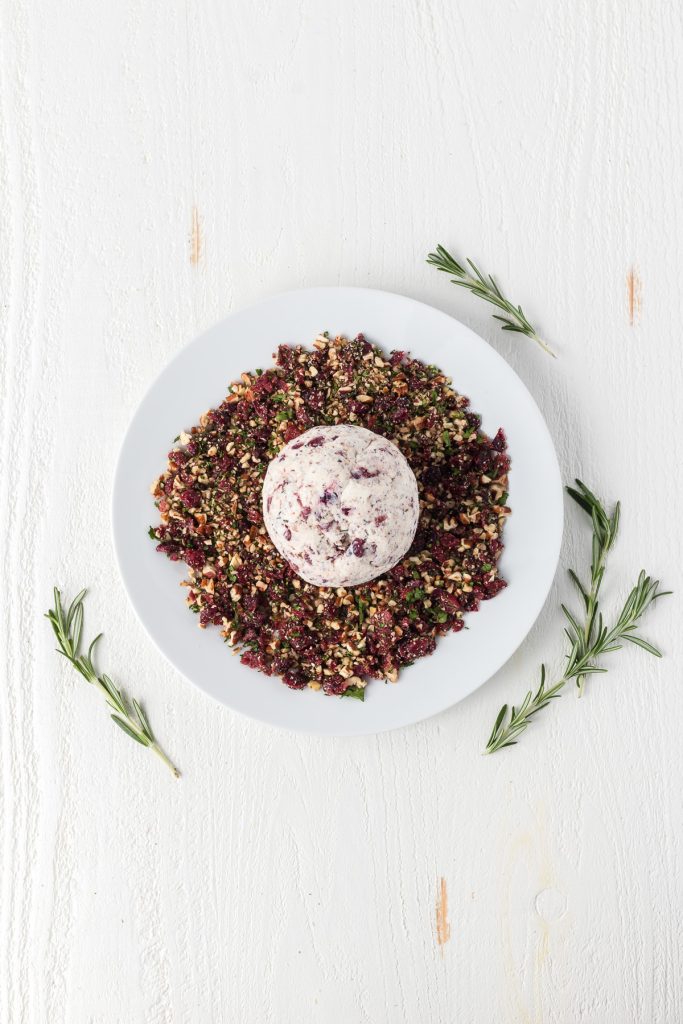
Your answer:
[2,1,682,1021]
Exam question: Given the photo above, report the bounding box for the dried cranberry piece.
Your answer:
[168,449,189,466]
[240,650,265,671]
[351,538,365,557]
[184,549,205,570]
[156,542,181,561]
[252,374,276,396]
[199,607,222,627]
[438,590,462,614]
[271,656,292,675]
[180,488,201,509]
[397,635,436,661]
[492,428,507,452]
[282,672,307,690]
[282,423,301,444]
[322,674,347,695]
[276,344,296,369]
[483,578,507,599]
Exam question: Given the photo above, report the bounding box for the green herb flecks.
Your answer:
[341,685,365,701]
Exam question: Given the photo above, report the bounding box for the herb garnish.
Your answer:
[427,243,555,357]
[46,588,180,776]
[341,685,365,701]
[485,481,669,753]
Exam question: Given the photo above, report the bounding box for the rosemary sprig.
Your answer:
[485,481,670,753]
[427,243,555,357]
[46,588,180,777]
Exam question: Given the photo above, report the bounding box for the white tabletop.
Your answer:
[2,2,681,1021]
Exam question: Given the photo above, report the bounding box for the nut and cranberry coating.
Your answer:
[151,333,511,696]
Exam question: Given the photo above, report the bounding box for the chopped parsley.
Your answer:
[341,685,365,701]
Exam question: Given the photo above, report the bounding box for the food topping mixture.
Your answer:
[151,333,510,697]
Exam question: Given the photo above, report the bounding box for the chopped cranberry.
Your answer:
[282,423,301,443]
[397,635,436,661]
[240,650,265,671]
[180,488,201,509]
[184,548,205,570]
[351,538,365,557]
[438,590,462,614]
[322,674,347,695]
[492,428,507,452]
[483,578,507,599]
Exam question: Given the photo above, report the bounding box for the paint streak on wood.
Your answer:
[627,266,642,324]
[436,877,451,948]
[190,206,202,265]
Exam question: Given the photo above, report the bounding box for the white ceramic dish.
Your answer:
[112,287,563,736]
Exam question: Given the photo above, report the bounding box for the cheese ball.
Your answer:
[262,424,419,587]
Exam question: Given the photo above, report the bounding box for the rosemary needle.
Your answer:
[427,243,555,357]
[485,481,670,753]
[46,588,180,777]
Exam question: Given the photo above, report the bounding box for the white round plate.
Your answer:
[113,288,563,736]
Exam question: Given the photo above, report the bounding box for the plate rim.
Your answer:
[112,285,563,736]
